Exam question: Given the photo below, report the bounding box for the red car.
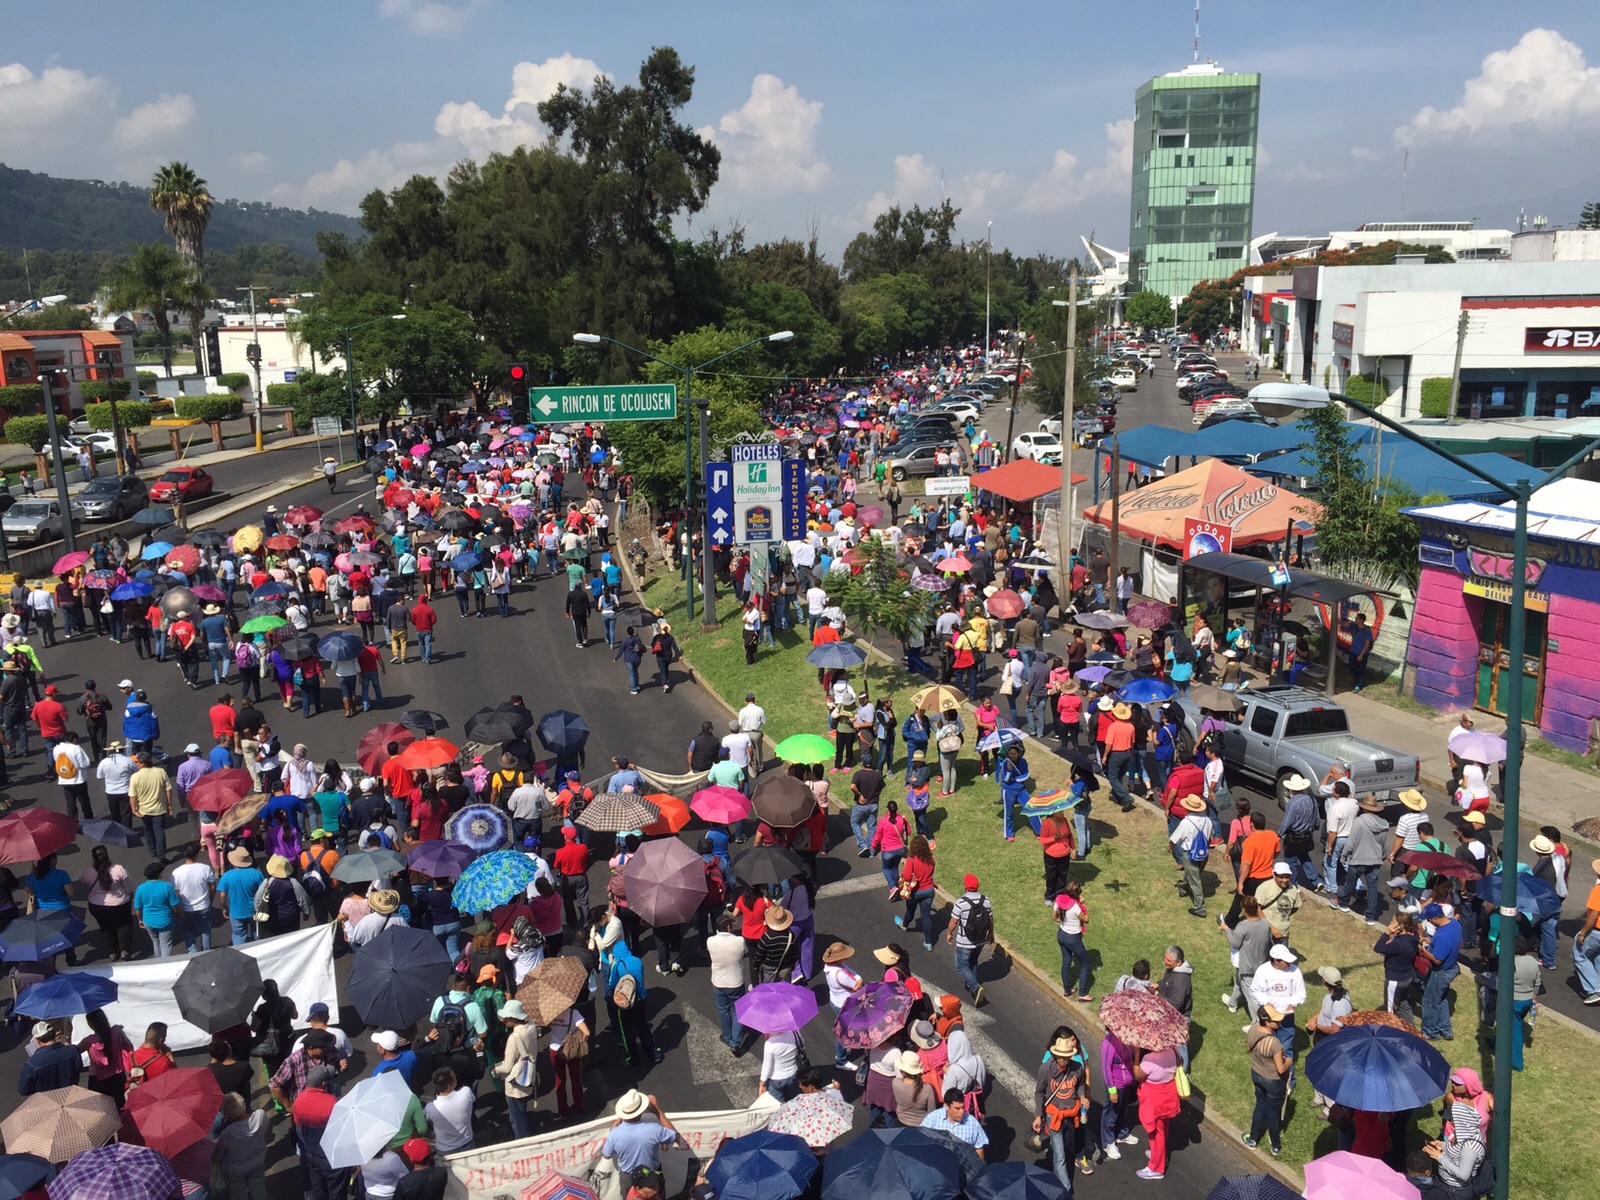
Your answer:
[148,466,215,503]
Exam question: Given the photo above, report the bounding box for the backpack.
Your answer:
[1187,821,1211,863]
[81,692,107,722]
[606,869,628,906]
[704,861,727,909]
[960,896,993,945]
[612,972,638,1010]
[235,642,258,668]
[433,1001,470,1054]
[300,848,335,897]
[54,749,80,782]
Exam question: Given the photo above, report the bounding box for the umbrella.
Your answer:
[522,1171,600,1200]
[130,506,176,527]
[184,767,255,814]
[976,727,1025,753]
[1303,1024,1452,1112]
[560,547,588,562]
[751,775,816,828]
[450,551,482,571]
[250,581,291,600]
[985,589,1026,619]
[0,809,77,865]
[15,975,116,1020]
[346,925,452,1029]
[706,1130,819,1200]
[286,505,324,524]
[937,555,971,573]
[1338,1009,1422,1035]
[966,1163,1071,1200]
[1203,1176,1302,1200]
[317,632,365,662]
[331,848,408,884]
[0,1155,54,1200]
[213,792,269,837]
[82,569,117,590]
[395,736,461,771]
[233,524,264,552]
[901,522,930,538]
[620,837,706,926]
[1074,665,1111,683]
[516,956,590,1025]
[319,1071,418,1169]
[735,982,818,1034]
[766,1089,854,1148]
[733,844,805,886]
[911,573,948,592]
[264,534,299,552]
[1118,677,1177,704]
[75,819,143,849]
[121,1068,223,1157]
[174,946,263,1031]
[1302,1151,1421,1200]
[1126,600,1175,630]
[438,510,479,534]
[109,580,153,601]
[1573,816,1600,842]
[358,723,414,773]
[275,632,318,660]
[772,734,834,765]
[452,850,540,913]
[692,786,752,825]
[642,794,691,837]
[1021,787,1083,817]
[446,804,511,853]
[1097,989,1189,1051]
[577,792,661,833]
[1478,869,1562,920]
[1075,611,1129,629]
[1397,850,1480,880]
[243,599,286,619]
[51,551,90,574]
[399,708,450,735]
[190,530,229,548]
[407,840,478,879]
[463,706,533,744]
[821,1126,961,1200]
[334,515,375,534]
[1188,684,1242,713]
[2,1087,119,1165]
[909,684,965,713]
[46,1142,177,1200]
[920,1130,983,1190]
[834,981,914,1049]
[806,642,868,670]
[188,584,227,603]
[1451,730,1508,764]
[536,710,590,757]
[0,912,86,962]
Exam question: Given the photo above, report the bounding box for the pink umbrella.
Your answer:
[165,545,201,573]
[1303,1152,1420,1200]
[410,443,431,457]
[334,553,353,572]
[986,588,1026,619]
[856,505,886,527]
[938,555,972,573]
[53,550,91,574]
[692,785,752,825]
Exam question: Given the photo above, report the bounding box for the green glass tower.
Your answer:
[1128,63,1260,305]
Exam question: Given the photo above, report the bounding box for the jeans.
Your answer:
[1179,857,1205,915]
[147,924,175,958]
[714,984,746,1049]
[181,908,212,952]
[1099,1085,1134,1148]
[229,917,257,946]
[1147,757,1172,797]
[954,944,982,994]
[1536,913,1558,969]
[1421,963,1459,1038]
[1338,863,1383,921]
[850,804,877,853]
[1575,933,1600,996]
[360,672,382,708]
[766,1074,798,1103]
[1057,929,1091,995]
[902,889,935,945]
[880,850,904,889]
[1027,697,1049,738]
[1104,750,1135,809]
[1045,1124,1077,1196]
[419,631,434,663]
[141,814,167,861]
[433,921,462,962]
[1249,1072,1286,1150]
[1073,806,1091,857]
[207,642,230,684]
[506,1092,533,1139]
[496,592,510,617]
[1284,848,1323,891]
[1324,836,1348,891]
[603,615,617,646]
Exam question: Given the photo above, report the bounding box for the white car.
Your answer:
[926,400,982,423]
[52,433,118,457]
[1011,431,1064,464]
[1110,367,1139,391]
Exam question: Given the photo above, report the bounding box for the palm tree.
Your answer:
[102,243,213,378]
[149,162,215,370]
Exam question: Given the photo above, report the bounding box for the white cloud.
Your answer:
[0,63,115,151]
[376,0,485,37]
[1397,28,1600,144]
[434,53,603,160]
[859,153,1014,225]
[1016,118,1133,214]
[1349,145,1382,163]
[113,93,195,145]
[1256,143,1273,169]
[233,150,269,173]
[699,74,829,193]
[278,140,444,206]
[506,53,606,110]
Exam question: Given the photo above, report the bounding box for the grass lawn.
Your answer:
[640,570,1593,1198]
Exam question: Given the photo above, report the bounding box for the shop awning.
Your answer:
[1081,458,1322,549]
[1188,421,1309,459]
[1247,439,1541,499]
[1101,424,1203,467]
[1185,551,1381,603]
[968,458,1087,504]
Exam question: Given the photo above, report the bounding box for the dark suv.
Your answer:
[71,474,149,522]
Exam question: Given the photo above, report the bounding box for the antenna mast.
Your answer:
[1193,0,1201,63]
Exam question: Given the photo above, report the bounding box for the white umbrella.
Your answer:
[319,1071,415,1168]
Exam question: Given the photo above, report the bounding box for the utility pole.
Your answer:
[1447,309,1469,419]
[38,371,78,555]
[239,286,267,451]
[984,223,992,366]
[1058,268,1079,576]
[698,397,718,627]
[1108,436,1121,597]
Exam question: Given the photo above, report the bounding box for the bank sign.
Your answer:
[1524,326,1600,352]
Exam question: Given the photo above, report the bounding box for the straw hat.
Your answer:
[1179,794,1206,814]
[1096,696,1114,712]
[765,906,794,931]
[1111,702,1133,721]
[266,855,291,879]
[1060,678,1080,695]
[1530,834,1555,855]
[369,889,401,914]
[616,1089,650,1120]
[1282,773,1312,792]
[895,1050,924,1075]
[872,946,901,966]
[1460,811,1486,827]
[1398,789,1427,812]
[203,603,222,616]
[1358,795,1385,813]
[1048,1035,1078,1057]
[822,942,855,964]
[227,847,253,868]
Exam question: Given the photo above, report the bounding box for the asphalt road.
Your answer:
[0,463,1263,1197]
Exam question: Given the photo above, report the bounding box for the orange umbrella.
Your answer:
[1082,457,1322,549]
[395,736,461,771]
[642,794,690,837]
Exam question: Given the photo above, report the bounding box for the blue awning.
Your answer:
[1247,439,1541,499]
[1102,424,1202,468]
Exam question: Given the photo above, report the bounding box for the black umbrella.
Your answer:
[77,819,144,849]
[437,510,478,534]
[750,775,816,828]
[303,531,339,550]
[821,1127,960,1200]
[920,1129,984,1191]
[245,599,287,619]
[733,844,806,886]
[965,1163,1070,1200]
[1102,668,1136,690]
[399,709,449,736]
[536,709,590,758]
[278,632,320,660]
[464,706,533,745]
[160,586,198,618]
[148,524,187,544]
[363,455,387,475]
[1203,1177,1302,1200]
[130,506,176,527]
[189,530,229,548]
[347,926,452,1029]
[901,523,930,538]
[175,947,263,1032]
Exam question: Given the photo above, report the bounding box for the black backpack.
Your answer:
[961,896,993,945]
[300,848,335,897]
[433,1001,470,1055]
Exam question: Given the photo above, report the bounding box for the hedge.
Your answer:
[0,383,43,413]
[175,395,244,422]
[137,371,157,390]
[79,379,132,403]
[1342,374,1393,409]
[265,383,302,408]
[1420,377,1452,418]
[217,372,251,390]
[3,416,50,452]
[83,400,153,432]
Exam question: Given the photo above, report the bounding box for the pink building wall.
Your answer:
[1542,593,1600,751]
[1407,566,1480,710]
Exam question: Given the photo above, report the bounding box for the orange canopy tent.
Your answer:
[1081,458,1321,549]
[968,458,1087,504]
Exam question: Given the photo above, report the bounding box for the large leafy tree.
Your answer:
[1177,278,1236,339]
[1298,402,1420,584]
[149,162,214,371]
[101,243,213,377]
[1125,289,1175,330]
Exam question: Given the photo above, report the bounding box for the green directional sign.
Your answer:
[528,383,679,424]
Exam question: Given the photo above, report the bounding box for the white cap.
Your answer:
[184,743,201,754]
[118,679,134,689]
[1272,861,1291,875]
[1268,945,1296,963]
[373,1031,400,1052]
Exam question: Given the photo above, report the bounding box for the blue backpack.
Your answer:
[1187,822,1211,863]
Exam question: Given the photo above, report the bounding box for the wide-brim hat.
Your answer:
[1282,773,1312,792]
[202,603,222,615]
[498,999,528,1022]
[266,854,291,879]
[765,905,794,931]
[1398,789,1427,812]
[1358,795,1385,813]
[1530,834,1555,855]
[822,942,854,964]
[616,1089,650,1120]
[908,1020,941,1050]
[369,889,401,914]
[1179,794,1206,813]
[895,1050,924,1075]
[227,847,253,868]
[1460,811,1486,827]
[872,946,901,966]
[1048,1035,1078,1057]
[0,614,18,629]
[1112,703,1133,721]
[1096,696,1114,712]
[1059,679,1080,694]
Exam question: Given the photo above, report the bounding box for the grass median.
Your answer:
[639,573,1590,1198]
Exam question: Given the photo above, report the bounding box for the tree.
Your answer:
[101,244,213,377]
[1124,289,1174,331]
[1177,277,1237,339]
[729,282,841,377]
[149,162,215,371]
[1580,202,1600,230]
[1297,402,1419,585]
[1,303,94,331]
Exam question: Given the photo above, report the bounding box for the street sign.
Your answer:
[527,383,678,424]
[706,457,805,545]
[312,416,341,437]
[730,442,781,463]
[283,370,297,383]
[924,476,971,497]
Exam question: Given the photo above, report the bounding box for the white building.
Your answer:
[1325,220,1513,261]
[214,314,345,390]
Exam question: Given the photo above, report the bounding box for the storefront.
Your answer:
[1405,478,1600,751]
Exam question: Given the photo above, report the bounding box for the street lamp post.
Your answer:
[340,314,407,456]
[572,330,795,625]
[1052,268,1080,576]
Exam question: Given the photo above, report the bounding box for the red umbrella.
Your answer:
[0,809,77,865]
[122,1066,223,1156]
[395,736,461,771]
[358,724,415,774]
[265,534,300,552]
[285,505,324,524]
[985,588,1026,619]
[1398,850,1480,880]
[642,794,691,837]
[165,545,201,574]
[184,768,256,815]
[335,515,375,534]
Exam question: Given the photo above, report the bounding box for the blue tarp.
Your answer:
[1102,424,1201,467]
[1106,420,1349,467]
[1247,439,1541,499]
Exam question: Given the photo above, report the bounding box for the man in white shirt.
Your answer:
[707,913,749,1053]
[507,779,551,848]
[1250,946,1308,1049]
[804,585,829,637]
[1168,796,1215,918]
[424,1066,476,1152]
[285,600,311,632]
[96,741,137,828]
[720,722,751,775]
[171,845,216,953]
[1323,780,1358,893]
[737,692,767,773]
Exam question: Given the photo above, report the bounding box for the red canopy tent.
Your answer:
[1081,458,1321,549]
[968,458,1088,504]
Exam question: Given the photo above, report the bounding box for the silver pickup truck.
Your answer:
[1179,685,1420,804]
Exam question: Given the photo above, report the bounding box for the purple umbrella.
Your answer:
[189,584,228,603]
[911,573,948,592]
[621,837,708,927]
[1451,730,1507,764]
[47,1142,178,1200]
[407,840,478,879]
[1074,665,1112,683]
[736,982,819,1034]
[834,981,913,1049]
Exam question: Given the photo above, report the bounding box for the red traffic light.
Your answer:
[508,364,527,381]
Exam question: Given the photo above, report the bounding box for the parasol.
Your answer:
[406,839,478,879]
[691,786,751,826]
[642,794,691,837]
[1302,1024,1452,1112]
[732,843,805,886]
[834,981,913,1050]
[772,734,834,765]
[806,642,868,670]
[0,809,77,865]
[447,804,511,853]
[766,1089,854,1148]
[577,792,661,833]
[357,723,414,773]
[394,736,461,771]
[1097,989,1189,1051]
[516,955,590,1025]
[984,589,1026,619]
[1126,600,1175,631]
[331,847,408,884]
[620,837,709,926]
[346,926,453,1029]
[735,982,818,1035]
[1187,684,1242,713]
[174,946,263,1031]
[909,684,965,714]
[751,775,816,828]
[184,767,255,814]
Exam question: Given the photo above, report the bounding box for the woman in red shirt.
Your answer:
[735,884,769,961]
[896,836,938,950]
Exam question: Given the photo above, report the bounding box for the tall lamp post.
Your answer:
[340,314,407,454]
[1053,270,1082,575]
[1252,381,1600,1200]
[572,330,795,625]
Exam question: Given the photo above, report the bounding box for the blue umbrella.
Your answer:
[251,581,290,599]
[447,804,512,854]
[0,1153,55,1200]
[517,430,537,442]
[318,632,366,662]
[109,581,154,601]
[138,541,174,561]
[450,551,482,572]
[822,1126,960,1200]
[977,727,1025,753]
[1118,677,1177,704]
[806,642,868,670]
[966,1163,1070,1200]
[460,460,485,474]
[1074,665,1111,683]
[1477,869,1562,921]
[536,709,589,758]
[374,440,396,452]
[707,1130,819,1200]
[0,911,86,961]
[1303,1024,1452,1113]
[14,973,117,1019]
[1203,1176,1303,1200]
[452,849,539,913]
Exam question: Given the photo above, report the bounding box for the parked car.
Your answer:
[147,465,214,503]
[51,433,119,458]
[71,474,149,522]
[1110,367,1138,391]
[1,499,75,544]
[1011,430,1064,464]
[884,443,948,480]
[926,400,982,423]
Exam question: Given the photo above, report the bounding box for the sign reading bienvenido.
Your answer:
[528,383,678,424]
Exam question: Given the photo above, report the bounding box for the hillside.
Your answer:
[0,163,361,258]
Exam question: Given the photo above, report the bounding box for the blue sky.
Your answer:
[5,2,1600,260]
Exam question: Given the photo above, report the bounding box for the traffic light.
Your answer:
[507,362,530,420]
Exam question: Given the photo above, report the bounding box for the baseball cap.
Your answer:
[43,684,56,695]
[118,678,134,689]
[1272,861,1291,875]
[401,1137,432,1164]
[963,873,980,891]
[1268,945,1296,963]
[307,1002,330,1020]
[372,1031,401,1052]
[184,742,201,754]
[1316,965,1343,986]
[565,769,580,780]
[1386,876,1411,890]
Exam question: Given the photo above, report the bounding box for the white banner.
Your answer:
[925,477,971,497]
[59,923,339,1052]
[444,1101,777,1200]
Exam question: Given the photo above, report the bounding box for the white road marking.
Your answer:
[917,976,1038,1112]
[823,873,898,899]
[680,990,759,1108]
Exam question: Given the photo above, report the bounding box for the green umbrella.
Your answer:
[560,548,589,562]
[239,615,287,634]
[773,733,834,764]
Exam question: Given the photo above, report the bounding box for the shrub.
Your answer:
[83,400,153,432]
[175,395,244,422]
[3,415,50,451]
[216,372,251,390]
[79,379,133,403]
[285,372,352,429]
[0,383,43,414]
[1419,377,1452,418]
[265,382,302,408]
[1342,374,1393,410]
[136,371,157,390]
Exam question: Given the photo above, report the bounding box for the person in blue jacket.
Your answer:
[997,743,1032,843]
[901,707,931,785]
[121,688,160,758]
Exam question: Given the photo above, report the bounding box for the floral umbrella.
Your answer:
[1097,989,1189,1052]
[1127,600,1174,631]
[834,981,913,1050]
[446,804,511,853]
[452,850,539,914]
[766,1089,855,1148]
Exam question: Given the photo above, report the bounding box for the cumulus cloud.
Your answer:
[1397,27,1600,144]
[434,53,604,160]
[861,153,1013,224]
[279,140,444,206]
[233,150,270,173]
[699,74,829,193]
[1016,118,1133,214]
[0,62,115,150]
[113,93,195,145]
[376,0,485,37]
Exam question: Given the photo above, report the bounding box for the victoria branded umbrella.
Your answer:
[446,804,511,853]
[516,956,589,1025]
[834,981,914,1050]
[732,844,805,887]
[357,723,414,773]
[735,982,818,1035]
[1,1087,119,1163]
[766,1089,854,1147]
[751,775,816,828]
[706,1129,819,1200]
[452,850,539,914]
[407,840,478,880]
[1303,1024,1452,1113]
[175,946,263,1032]
[347,925,452,1029]
[45,1141,178,1200]
[772,734,833,765]
[806,642,868,670]
[536,709,590,758]
[965,1162,1071,1200]
[692,786,752,826]
[621,837,708,926]
[0,809,77,865]
[821,1126,961,1200]
[318,1072,418,1169]
[121,1067,223,1157]
[577,792,661,833]
[0,912,86,962]
[331,847,408,884]
[1097,990,1189,1051]
[15,974,117,1020]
